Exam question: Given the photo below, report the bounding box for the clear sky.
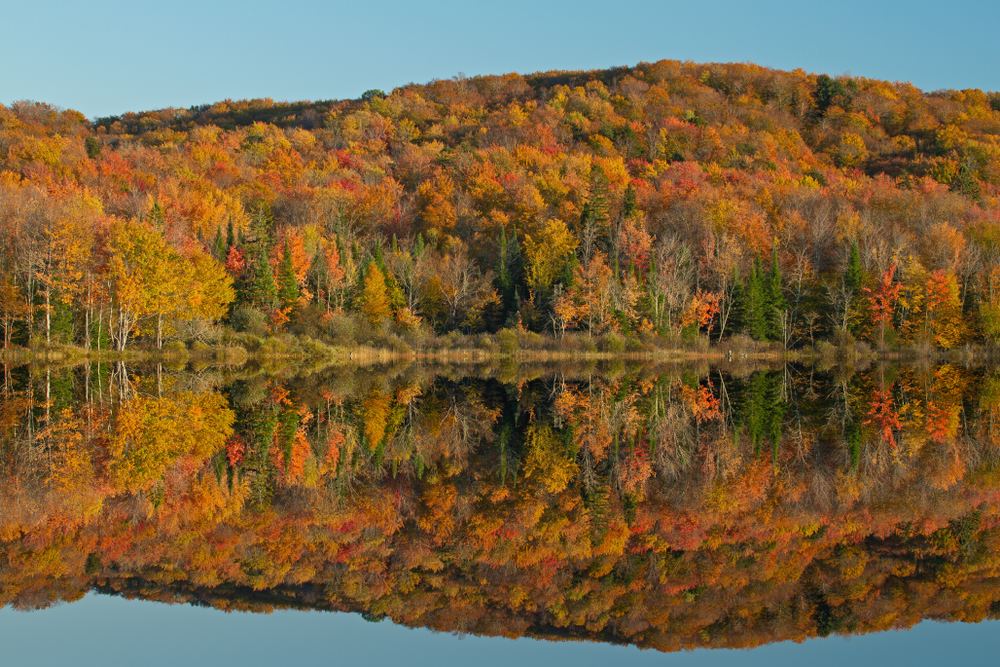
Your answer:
[2,0,998,120]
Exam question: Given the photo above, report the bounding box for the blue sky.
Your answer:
[2,1,998,119]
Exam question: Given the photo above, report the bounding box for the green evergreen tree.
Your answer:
[729,265,745,333]
[845,242,863,294]
[580,166,610,242]
[245,244,277,310]
[278,240,299,309]
[497,227,523,319]
[213,227,226,262]
[226,218,236,251]
[621,184,637,218]
[765,247,787,340]
[745,256,767,340]
[844,242,864,334]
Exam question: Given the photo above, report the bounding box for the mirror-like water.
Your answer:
[2,360,999,661]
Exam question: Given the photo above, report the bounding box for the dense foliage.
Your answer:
[2,361,1000,650]
[3,60,1000,348]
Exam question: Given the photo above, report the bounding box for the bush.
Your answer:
[601,333,625,353]
[326,313,360,347]
[385,335,412,353]
[230,306,269,337]
[163,341,187,354]
[625,336,645,352]
[497,328,519,354]
[815,340,837,358]
[517,330,546,350]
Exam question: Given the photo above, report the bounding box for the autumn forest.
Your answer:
[2,60,1000,353]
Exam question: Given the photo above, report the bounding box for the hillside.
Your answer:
[2,60,1000,351]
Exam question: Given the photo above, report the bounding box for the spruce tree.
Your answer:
[245,242,277,310]
[745,256,767,340]
[845,242,863,294]
[844,242,863,334]
[278,240,299,310]
[621,184,637,218]
[765,247,787,340]
[213,227,226,262]
[730,265,745,333]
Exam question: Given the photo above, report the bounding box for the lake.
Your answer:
[1,359,999,664]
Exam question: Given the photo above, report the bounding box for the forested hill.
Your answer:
[2,60,1000,351]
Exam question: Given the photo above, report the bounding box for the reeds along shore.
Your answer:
[0,327,993,372]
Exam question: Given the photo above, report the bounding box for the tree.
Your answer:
[523,218,578,293]
[186,251,236,323]
[742,256,767,340]
[278,240,300,311]
[107,220,164,351]
[864,263,901,349]
[764,247,787,340]
[360,262,391,325]
[436,247,499,331]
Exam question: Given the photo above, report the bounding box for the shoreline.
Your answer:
[0,334,990,368]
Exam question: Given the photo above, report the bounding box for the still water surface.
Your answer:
[1,360,999,664]
[0,594,996,666]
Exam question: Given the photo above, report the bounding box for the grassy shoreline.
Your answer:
[0,328,992,369]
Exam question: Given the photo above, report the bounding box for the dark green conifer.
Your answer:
[213,227,226,262]
[844,242,863,294]
[745,256,767,340]
[765,247,787,340]
[278,240,299,309]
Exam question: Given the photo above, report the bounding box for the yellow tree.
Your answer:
[107,220,190,350]
[186,251,236,323]
[360,262,391,325]
[523,218,578,293]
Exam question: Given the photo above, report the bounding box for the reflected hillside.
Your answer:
[2,361,1000,651]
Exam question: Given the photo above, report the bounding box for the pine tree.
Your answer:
[278,240,299,310]
[580,166,610,246]
[765,247,787,340]
[845,242,863,294]
[497,227,523,318]
[621,184,637,218]
[745,256,767,340]
[730,265,745,333]
[844,242,864,334]
[245,243,277,310]
[212,227,226,262]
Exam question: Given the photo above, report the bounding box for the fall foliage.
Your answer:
[2,60,1000,349]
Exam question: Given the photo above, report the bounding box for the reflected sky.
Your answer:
[0,593,995,667]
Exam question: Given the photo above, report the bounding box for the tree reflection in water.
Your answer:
[2,360,1000,653]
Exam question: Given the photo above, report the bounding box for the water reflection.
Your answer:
[2,361,999,653]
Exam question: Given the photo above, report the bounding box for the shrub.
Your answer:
[497,328,519,354]
[230,306,269,337]
[601,333,625,353]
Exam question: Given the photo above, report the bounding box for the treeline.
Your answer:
[2,363,1000,648]
[3,60,1000,350]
